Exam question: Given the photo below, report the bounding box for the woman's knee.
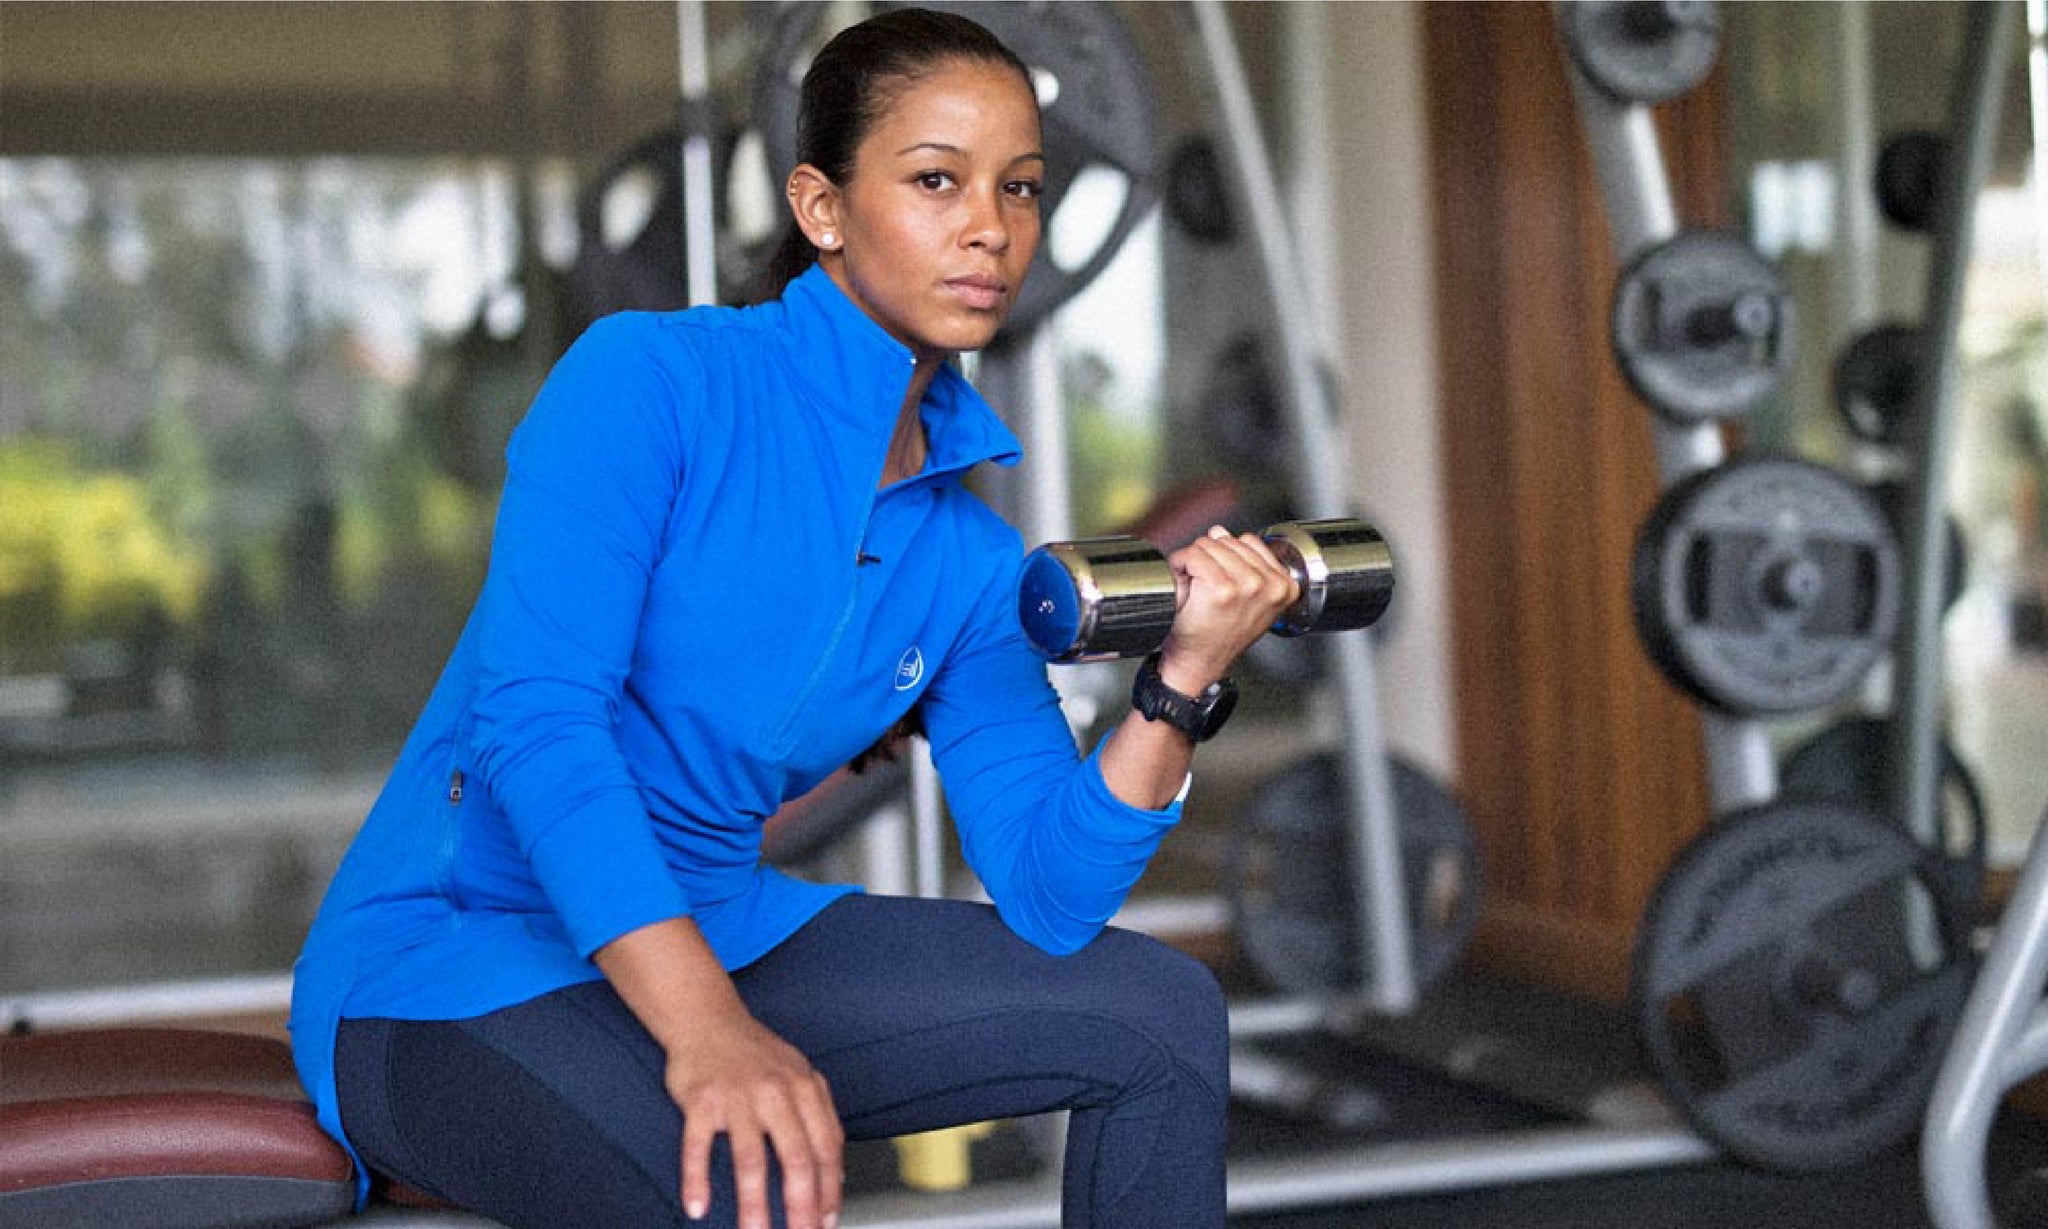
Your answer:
[1084,929,1230,1098]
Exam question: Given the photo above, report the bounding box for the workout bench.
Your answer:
[0,1026,469,1228]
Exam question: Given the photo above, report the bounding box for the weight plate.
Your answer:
[571,128,724,323]
[1867,479,1968,615]
[1780,716,1987,913]
[1164,134,1234,245]
[1833,324,1925,446]
[1634,801,1972,1172]
[1564,1,1723,106]
[1226,753,1482,996]
[1200,334,1286,482]
[1631,456,1900,716]
[1876,130,1946,234]
[1611,230,1795,422]
[753,0,1158,338]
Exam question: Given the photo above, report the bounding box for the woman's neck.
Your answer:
[880,355,945,487]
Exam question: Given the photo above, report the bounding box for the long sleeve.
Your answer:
[459,315,698,958]
[919,541,1182,956]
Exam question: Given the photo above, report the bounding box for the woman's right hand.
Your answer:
[663,1002,844,1229]
[594,917,844,1229]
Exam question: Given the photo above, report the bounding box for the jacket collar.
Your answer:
[777,264,1022,483]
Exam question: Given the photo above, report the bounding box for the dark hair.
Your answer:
[752,7,1033,302]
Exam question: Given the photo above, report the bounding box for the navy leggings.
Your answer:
[333,895,1229,1228]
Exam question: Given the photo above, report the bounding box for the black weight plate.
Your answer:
[1632,456,1900,716]
[752,0,1158,337]
[1780,715,1987,912]
[1868,479,1968,615]
[1164,133,1234,245]
[1200,334,1285,482]
[1611,231,1795,422]
[1634,800,1972,1172]
[571,129,711,323]
[1833,324,1924,446]
[1565,1,1723,106]
[1227,753,1482,996]
[1876,130,1946,234]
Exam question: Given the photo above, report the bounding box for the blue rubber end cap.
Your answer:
[1018,548,1081,660]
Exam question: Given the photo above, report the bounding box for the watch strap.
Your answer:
[1131,652,1236,743]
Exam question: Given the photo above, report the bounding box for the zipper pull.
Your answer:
[448,769,464,804]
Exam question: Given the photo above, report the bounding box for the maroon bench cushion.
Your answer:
[0,1028,356,1228]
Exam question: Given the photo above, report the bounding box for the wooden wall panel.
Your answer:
[1425,3,1729,1003]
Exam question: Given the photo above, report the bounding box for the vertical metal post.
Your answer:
[2030,0,2048,309]
[1892,0,2017,859]
[911,742,946,901]
[1833,2,1882,338]
[1557,18,1779,816]
[676,0,719,306]
[1925,807,2048,1229]
[1189,0,1417,1014]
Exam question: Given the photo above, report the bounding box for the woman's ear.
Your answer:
[787,165,843,254]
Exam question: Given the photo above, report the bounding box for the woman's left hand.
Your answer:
[1155,525,1300,693]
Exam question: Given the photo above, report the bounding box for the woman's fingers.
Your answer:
[799,1071,846,1228]
[725,1104,774,1229]
[679,1097,718,1220]
[1179,527,1296,613]
[678,1070,842,1229]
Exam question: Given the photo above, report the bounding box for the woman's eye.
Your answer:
[916,172,955,191]
[1007,180,1044,201]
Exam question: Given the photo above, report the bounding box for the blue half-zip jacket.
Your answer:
[289,264,1187,1202]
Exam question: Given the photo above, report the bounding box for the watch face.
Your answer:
[1197,681,1240,738]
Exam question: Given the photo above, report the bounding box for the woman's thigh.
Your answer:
[336,983,699,1228]
[734,894,1229,1139]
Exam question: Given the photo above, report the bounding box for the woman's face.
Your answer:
[819,58,1043,360]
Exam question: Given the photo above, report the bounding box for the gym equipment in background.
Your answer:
[1633,800,1974,1173]
[1564,0,1723,105]
[1563,0,2000,1184]
[1834,322,1927,446]
[1875,129,1949,234]
[1226,753,1481,998]
[1609,229,1796,423]
[1779,716,1989,916]
[1629,455,1901,717]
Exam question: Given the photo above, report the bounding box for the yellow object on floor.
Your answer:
[891,1121,998,1191]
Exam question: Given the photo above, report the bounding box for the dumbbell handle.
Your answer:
[1018,518,1395,663]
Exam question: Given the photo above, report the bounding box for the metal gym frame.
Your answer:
[1922,5,2043,1227]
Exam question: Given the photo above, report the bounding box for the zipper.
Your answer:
[436,767,466,910]
[765,478,886,754]
[765,556,864,756]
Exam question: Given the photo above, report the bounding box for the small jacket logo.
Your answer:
[894,646,924,691]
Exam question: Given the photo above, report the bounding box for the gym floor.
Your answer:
[817,967,2048,1229]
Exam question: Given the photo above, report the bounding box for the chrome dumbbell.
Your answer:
[1017,518,1395,663]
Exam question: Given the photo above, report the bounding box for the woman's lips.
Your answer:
[945,276,1006,311]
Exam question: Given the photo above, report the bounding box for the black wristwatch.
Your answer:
[1130,652,1238,744]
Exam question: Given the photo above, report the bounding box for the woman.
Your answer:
[291,10,1296,1228]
